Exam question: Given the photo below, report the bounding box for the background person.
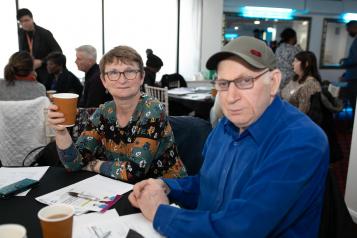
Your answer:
[45,52,83,98]
[275,28,302,89]
[17,8,62,85]
[129,36,328,237]
[0,51,45,100]
[48,45,187,183]
[75,45,112,108]
[340,20,357,123]
[281,51,322,114]
[143,49,163,88]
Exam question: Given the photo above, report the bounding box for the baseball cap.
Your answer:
[206,36,276,70]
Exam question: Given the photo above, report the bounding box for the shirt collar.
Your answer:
[223,96,283,144]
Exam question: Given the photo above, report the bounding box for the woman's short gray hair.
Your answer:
[75,45,97,61]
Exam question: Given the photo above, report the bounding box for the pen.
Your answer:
[68,192,101,201]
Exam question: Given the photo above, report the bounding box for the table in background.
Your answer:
[168,88,214,120]
[0,167,138,238]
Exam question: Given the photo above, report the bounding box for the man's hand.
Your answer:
[33,59,42,69]
[129,179,170,221]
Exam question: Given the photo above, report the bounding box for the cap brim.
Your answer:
[206,51,268,70]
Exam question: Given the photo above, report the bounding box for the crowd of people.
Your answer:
[2,7,357,238]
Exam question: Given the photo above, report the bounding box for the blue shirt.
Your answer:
[342,37,357,81]
[153,96,329,238]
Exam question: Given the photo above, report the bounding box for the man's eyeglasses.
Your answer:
[212,69,270,91]
[104,69,141,81]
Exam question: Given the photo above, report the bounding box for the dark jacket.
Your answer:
[45,69,83,98]
[18,23,62,84]
[78,64,112,108]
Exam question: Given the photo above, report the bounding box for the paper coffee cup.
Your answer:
[0,224,27,238]
[52,93,79,127]
[38,204,74,238]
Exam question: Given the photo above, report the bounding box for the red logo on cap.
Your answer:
[250,49,262,57]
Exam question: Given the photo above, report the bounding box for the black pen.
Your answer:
[68,192,101,201]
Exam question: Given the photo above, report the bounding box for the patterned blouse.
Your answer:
[281,76,321,113]
[58,94,187,183]
[275,43,302,89]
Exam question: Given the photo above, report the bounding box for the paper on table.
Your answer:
[181,93,212,100]
[0,166,49,196]
[36,175,133,215]
[73,209,163,238]
[168,87,195,95]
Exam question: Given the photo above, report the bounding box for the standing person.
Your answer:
[45,52,83,97]
[47,45,187,183]
[340,20,357,122]
[129,36,329,237]
[275,28,302,89]
[143,49,163,89]
[75,45,112,108]
[17,8,62,85]
[0,51,45,100]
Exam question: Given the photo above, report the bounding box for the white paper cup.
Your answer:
[52,93,79,127]
[0,224,27,238]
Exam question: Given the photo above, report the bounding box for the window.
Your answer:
[18,0,102,78]
[0,0,18,78]
[320,18,351,68]
[104,0,178,81]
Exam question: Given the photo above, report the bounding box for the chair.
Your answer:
[318,168,357,237]
[160,73,187,89]
[144,84,169,115]
[0,97,50,166]
[168,116,212,175]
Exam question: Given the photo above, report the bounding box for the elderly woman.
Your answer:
[48,46,187,183]
[0,51,46,100]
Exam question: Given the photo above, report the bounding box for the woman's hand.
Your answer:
[47,104,67,133]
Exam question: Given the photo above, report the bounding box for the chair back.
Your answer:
[144,84,169,115]
[160,73,187,89]
[318,168,357,237]
[0,97,50,166]
[169,116,212,175]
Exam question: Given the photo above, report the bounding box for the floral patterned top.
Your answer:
[281,76,322,113]
[58,94,187,183]
[275,43,302,89]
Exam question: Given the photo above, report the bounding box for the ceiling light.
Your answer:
[241,6,294,20]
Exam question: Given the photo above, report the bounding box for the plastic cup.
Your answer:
[52,93,79,127]
[46,90,56,102]
[38,204,74,238]
[0,224,27,238]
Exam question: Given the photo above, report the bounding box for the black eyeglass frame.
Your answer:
[104,69,142,81]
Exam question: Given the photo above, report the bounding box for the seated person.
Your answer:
[129,36,329,237]
[142,49,163,90]
[160,73,187,89]
[76,45,112,108]
[0,51,46,100]
[45,52,83,98]
[48,45,187,183]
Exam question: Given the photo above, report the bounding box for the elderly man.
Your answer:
[129,36,329,237]
[17,8,62,85]
[75,45,112,107]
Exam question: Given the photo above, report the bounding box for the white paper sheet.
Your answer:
[0,166,49,196]
[73,210,163,238]
[168,87,195,95]
[36,175,133,215]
